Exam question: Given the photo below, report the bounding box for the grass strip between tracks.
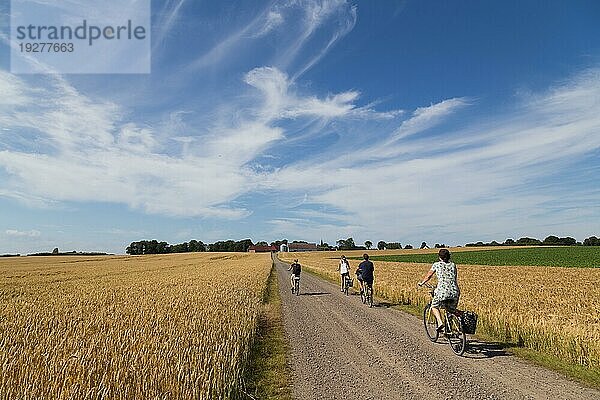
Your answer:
[297,261,600,390]
[244,261,293,400]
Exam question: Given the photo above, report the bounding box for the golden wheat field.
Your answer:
[0,252,272,400]
[279,249,600,370]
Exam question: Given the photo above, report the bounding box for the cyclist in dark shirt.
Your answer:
[357,253,374,291]
[288,259,301,293]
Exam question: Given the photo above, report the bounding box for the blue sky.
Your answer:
[1,0,599,254]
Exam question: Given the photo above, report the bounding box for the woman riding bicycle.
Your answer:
[418,249,460,332]
[338,255,350,292]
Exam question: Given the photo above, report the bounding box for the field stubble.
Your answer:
[279,249,600,371]
[0,252,271,399]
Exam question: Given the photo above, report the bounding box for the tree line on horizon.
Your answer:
[126,234,600,255]
[465,235,600,247]
[125,239,322,255]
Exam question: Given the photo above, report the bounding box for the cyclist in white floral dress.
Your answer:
[418,249,460,332]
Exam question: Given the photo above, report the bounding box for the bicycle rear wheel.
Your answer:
[295,279,300,296]
[446,313,466,355]
[423,304,439,342]
[367,287,373,307]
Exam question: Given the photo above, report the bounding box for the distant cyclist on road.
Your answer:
[357,253,374,295]
[288,259,302,293]
[418,248,460,333]
[337,255,350,292]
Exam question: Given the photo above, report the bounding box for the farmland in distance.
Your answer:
[366,246,600,268]
[0,252,272,399]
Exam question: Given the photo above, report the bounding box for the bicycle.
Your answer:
[360,282,373,307]
[420,282,466,356]
[343,275,352,296]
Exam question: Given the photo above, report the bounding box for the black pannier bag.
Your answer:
[461,311,478,334]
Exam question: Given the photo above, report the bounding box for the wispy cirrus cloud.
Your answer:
[153,0,188,48]
[5,229,41,238]
[261,68,600,244]
[187,0,356,77]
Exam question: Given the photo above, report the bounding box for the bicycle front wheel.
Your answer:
[423,304,439,342]
[447,313,466,355]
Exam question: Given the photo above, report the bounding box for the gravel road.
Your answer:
[274,256,599,400]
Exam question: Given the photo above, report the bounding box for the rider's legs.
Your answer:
[290,274,295,290]
[340,273,349,291]
[431,297,458,328]
[431,306,444,327]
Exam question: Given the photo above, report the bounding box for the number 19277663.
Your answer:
[19,42,74,53]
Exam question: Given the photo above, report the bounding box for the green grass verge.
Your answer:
[244,263,292,400]
[359,247,600,268]
[295,260,600,390]
[509,347,600,390]
[470,329,600,390]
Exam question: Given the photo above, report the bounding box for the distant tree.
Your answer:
[52,247,59,254]
[516,237,542,246]
[583,236,600,246]
[364,241,372,250]
[543,236,577,246]
[255,241,269,246]
[317,242,331,250]
[504,238,515,246]
[420,242,429,249]
[404,244,413,249]
[126,241,143,255]
[188,240,206,252]
[209,240,235,252]
[337,237,356,250]
[386,242,402,250]
[542,235,560,245]
[271,240,284,248]
[490,241,500,246]
[377,241,386,250]
[234,239,254,252]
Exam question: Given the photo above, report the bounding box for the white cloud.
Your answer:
[389,97,470,141]
[0,73,255,218]
[0,70,33,107]
[5,229,41,238]
[154,0,188,49]
[261,68,600,244]
[245,66,392,121]
[252,11,285,37]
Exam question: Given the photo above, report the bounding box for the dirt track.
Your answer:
[274,255,599,400]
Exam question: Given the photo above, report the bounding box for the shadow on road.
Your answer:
[299,292,331,296]
[463,340,512,359]
[372,301,401,309]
